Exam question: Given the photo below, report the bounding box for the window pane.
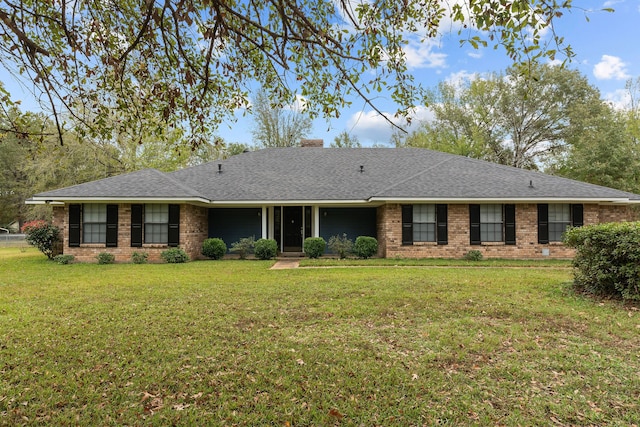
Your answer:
[83,223,106,243]
[413,205,436,242]
[145,224,168,244]
[549,204,570,222]
[84,204,106,223]
[145,204,168,223]
[413,205,435,223]
[480,204,502,223]
[413,223,436,242]
[548,204,571,241]
[480,204,503,242]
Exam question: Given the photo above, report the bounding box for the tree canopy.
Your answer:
[0,0,580,147]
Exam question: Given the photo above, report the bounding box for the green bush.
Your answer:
[564,222,640,300]
[328,233,353,259]
[21,220,61,260]
[53,254,74,265]
[254,238,278,260]
[353,236,378,259]
[303,237,326,259]
[202,238,227,260]
[131,251,148,264]
[161,247,190,263]
[463,250,484,261]
[230,236,255,259]
[96,252,115,264]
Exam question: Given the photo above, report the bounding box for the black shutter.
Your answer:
[572,204,584,228]
[504,204,516,245]
[69,204,81,247]
[131,204,143,247]
[106,204,118,247]
[469,204,481,245]
[537,204,549,244]
[401,205,413,245]
[436,204,448,245]
[168,204,180,247]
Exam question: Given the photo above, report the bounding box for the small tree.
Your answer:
[328,233,353,259]
[230,236,256,259]
[21,220,61,259]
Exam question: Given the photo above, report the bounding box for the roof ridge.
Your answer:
[152,168,209,200]
[372,155,455,197]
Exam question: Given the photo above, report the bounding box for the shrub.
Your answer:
[328,233,353,259]
[254,238,278,260]
[564,222,640,300]
[97,252,115,264]
[303,237,326,259]
[202,238,227,260]
[21,220,61,260]
[161,247,190,263]
[230,236,255,259]
[53,254,74,265]
[463,250,484,261]
[353,236,378,259]
[131,251,148,264]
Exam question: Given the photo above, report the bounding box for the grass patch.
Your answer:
[1,248,638,425]
[299,257,572,268]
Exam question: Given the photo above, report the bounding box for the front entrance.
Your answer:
[283,206,303,251]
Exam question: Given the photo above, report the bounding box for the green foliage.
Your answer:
[353,236,378,259]
[564,222,640,300]
[21,220,61,259]
[330,131,362,148]
[160,248,190,264]
[254,238,278,260]
[327,233,353,259]
[230,236,256,259]
[303,237,326,259]
[130,251,148,264]
[202,238,227,260]
[251,89,312,147]
[399,64,605,170]
[96,252,115,265]
[53,254,74,265]
[463,250,484,261]
[0,1,575,148]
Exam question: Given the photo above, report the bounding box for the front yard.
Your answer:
[0,248,638,425]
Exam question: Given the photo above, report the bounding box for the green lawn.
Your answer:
[1,248,638,425]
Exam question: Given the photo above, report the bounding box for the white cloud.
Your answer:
[593,55,630,80]
[403,38,448,69]
[603,88,632,110]
[346,106,435,145]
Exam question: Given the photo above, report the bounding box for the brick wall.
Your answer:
[379,203,634,259]
[54,203,208,262]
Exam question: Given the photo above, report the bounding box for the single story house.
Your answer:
[28,142,640,262]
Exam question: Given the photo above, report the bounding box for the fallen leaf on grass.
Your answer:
[329,408,343,420]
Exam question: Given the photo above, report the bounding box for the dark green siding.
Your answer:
[209,208,262,251]
[319,208,377,248]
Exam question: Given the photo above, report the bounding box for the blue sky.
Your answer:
[2,1,639,148]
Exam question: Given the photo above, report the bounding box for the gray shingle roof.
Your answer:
[31,147,640,203]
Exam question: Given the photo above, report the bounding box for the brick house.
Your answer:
[28,146,640,262]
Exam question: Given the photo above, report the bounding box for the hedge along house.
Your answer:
[28,143,640,262]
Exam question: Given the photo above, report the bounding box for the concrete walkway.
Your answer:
[270,259,301,270]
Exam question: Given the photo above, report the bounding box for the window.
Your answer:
[413,204,436,242]
[538,204,583,244]
[402,204,448,245]
[131,204,180,247]
[548,204,571,242]
[144,204,169,244]
[480,204,503,242]
[68,204,118,247]
[470,204,516,245]
[83,204,107,243]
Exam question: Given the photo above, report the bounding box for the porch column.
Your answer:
[261,206,268,239]
[313,205,320,237]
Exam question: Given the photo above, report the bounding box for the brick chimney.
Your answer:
[300,139,323,148]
